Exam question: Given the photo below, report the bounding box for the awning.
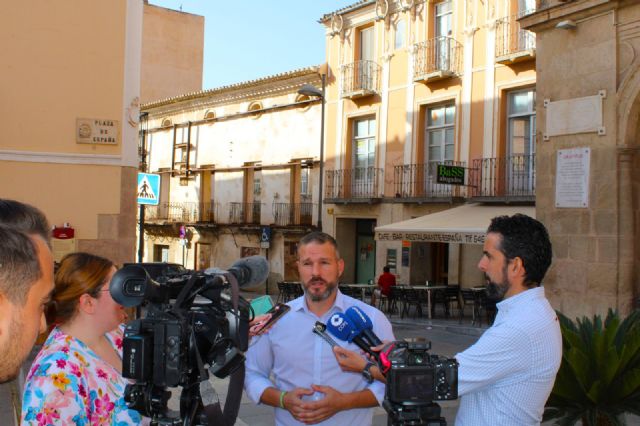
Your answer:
[374,203,536,245]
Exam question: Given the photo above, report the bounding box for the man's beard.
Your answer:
[0,314,28,383]
[484,265,510,301]
[304,277,337,302]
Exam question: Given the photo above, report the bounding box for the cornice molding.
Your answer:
[0,150,123,166]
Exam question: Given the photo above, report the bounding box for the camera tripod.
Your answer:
[125,363,245,426]
[383,400,447,426]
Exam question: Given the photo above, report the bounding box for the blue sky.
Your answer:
[148,1,355,89]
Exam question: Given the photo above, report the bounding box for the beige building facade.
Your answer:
[141,1,204,103]
[320,0,538,286]
[140,67,324,291]
[521,0,639,317]
[0,1,202,267]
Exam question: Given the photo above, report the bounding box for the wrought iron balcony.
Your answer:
[228,202,261,225]
[414,36,463,82]
[495,13,536,63]
[144,202,197,222]
[196,202,217,223]
[325,167,383,203]
[469,154,536,202]
[272,202,314,226]
[341,60,381,99]
[394,161,467,201]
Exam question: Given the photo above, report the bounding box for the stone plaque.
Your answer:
[545,94,603,137]
[555,147,590,208]
[76,118,120,145]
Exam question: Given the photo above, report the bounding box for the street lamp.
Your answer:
[298,74,326,231]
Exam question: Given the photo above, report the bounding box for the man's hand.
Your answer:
[296,384,345,424]
[282,387,315,422]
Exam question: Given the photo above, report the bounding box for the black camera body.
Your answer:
[385,340,458,405]
[110,258,265,425]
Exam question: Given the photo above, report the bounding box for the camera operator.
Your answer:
[244,232,395,425]
[0,199,54,384]
[333,214,561,426]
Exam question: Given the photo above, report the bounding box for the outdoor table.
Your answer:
[409,285,447,319]
[341,283,375,302]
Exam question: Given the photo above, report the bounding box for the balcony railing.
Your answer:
[469,154,536,201]
[414,36,463,82]
[341,60,381,98]
[272,202,314,226]
[196,202,217,223]
[228,202,261,225]
[394,161,467,200]
[144,202,197,222]
[325,167,383,201]
[495,13,536,62]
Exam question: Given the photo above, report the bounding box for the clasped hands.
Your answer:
[281,385,346,425]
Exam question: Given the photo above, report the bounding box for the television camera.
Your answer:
[109,256,268,426]
[381,340,458,426]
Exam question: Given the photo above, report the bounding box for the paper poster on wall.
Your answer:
[555,147,590,208]
[401,246,410,267]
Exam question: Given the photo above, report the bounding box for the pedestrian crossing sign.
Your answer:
[137,173,160,205]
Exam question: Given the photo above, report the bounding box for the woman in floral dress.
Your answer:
[21,252,145,425]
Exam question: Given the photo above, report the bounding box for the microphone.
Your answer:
[111,256,269,307]
[205,255,269,288]
[325,313,379,361]
[345,306,383,347]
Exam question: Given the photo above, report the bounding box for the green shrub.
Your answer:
[544,309,640,426]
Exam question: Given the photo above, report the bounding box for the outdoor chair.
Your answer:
[459,289,482,325]
[276,281,286,303]
[387,286,404,315]
[401,288,422,319]
[444,285,461,318]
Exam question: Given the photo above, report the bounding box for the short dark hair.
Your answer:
[298,232,340,258]
[0,199,50,244]
[0,226,42,304]
[383,266,391,273]
[487,214,552,287]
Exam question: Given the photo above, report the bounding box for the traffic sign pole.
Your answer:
[138,204,145,262]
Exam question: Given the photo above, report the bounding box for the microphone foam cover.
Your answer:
[230,255,270,288]
[345,306,373,331]
[326,313,357,342]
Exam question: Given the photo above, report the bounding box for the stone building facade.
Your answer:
[521,0,639,317]
[140,67,324,292]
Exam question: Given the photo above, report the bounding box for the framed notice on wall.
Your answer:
[555,147,590,208]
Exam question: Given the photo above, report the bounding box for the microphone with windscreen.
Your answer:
[325,312,379,361]
[345,306,383,347]
[111,256,269,307]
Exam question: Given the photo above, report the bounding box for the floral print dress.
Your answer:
[21,325,144,425]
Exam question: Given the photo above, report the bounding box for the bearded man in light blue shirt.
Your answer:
[244,231,395,425]
[455,214,562,426]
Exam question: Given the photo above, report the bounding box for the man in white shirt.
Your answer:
[455,214,562,426]
[244,231,394,425]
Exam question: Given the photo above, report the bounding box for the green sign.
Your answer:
[436,164,465,185]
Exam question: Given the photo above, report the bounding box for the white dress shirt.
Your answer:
[244,290,395,426]
[455,286,562,426]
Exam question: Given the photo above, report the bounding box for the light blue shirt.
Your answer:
[244,290,395,426]
[455,286,562,426]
